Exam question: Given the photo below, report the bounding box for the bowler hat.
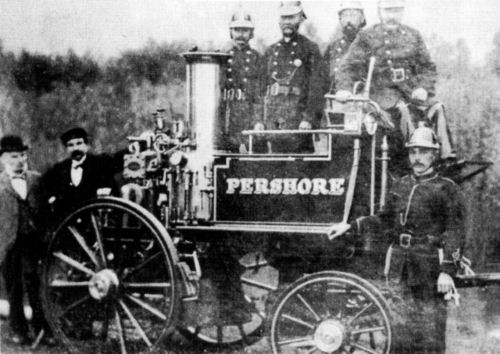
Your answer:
[0,135,29,154]
[61,127,88,145]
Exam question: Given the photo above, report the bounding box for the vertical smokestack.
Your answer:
[182,51,230,156]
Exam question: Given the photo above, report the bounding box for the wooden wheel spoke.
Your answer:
[278,336,315,347]
[53,252,95,276]
[61,295,91,316]
[125,252,161,279]
[351,341,380,354]
[123,282,172,289]
[351,326,386,335]
[114,310,127,354]
[125,294,167,321]
[49,279,89,288]
[348,303,373,325]
[296,293,321,322]
[91,213,108,267]
[68,226,99,267]
[119,300,152,347]
[282,313,315,329]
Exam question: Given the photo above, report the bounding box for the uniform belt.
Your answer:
[223,88,246,101]
[396,233,442,249]
[269,83,301,96]
[388,67,411,83]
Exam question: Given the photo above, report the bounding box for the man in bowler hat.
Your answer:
[0,135,52,345]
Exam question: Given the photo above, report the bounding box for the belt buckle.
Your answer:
[399,233,412,249]
[391,68,405,82]
[270,83,280,96]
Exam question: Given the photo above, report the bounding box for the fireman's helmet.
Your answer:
[279,1,307,19]
[378,0,405,8]
[338,0,364,15]
[229,11,254,29]
[405,127,440,150]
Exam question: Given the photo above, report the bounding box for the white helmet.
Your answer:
[406,126,440,150]
[229,11,254,29]
[338,0,364,15]
[378,0,405,8]
[279,1,307,19]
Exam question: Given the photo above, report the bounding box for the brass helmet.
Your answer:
[279,1,307,19]
[229,10,255,29]
[406,126,440,150]
[338,0,364,15]
[378,0,405,8]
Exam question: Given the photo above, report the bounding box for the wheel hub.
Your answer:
[89,269,119,300]
[313,319,345,353]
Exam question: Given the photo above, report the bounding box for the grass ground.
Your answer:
[1,286,500,354]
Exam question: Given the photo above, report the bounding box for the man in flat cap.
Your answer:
[43,127,124,218]
[336,0,456,164]
[261,1,326,153]
[0,135,52,345]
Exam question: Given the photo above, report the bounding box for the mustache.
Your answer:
[411,162,425,168]
[71,150,85,160]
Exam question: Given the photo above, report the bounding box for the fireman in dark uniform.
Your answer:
[262,1,325,153]
[330,126,465,353]
[324,0,366,92]
[335,0,455,161]
[220,10,264,153]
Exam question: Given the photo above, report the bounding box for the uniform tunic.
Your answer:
[354,171,465,353]
[336,23,436,108]
[335,23,455,159]
[323,34,355,92]
[220,44,264,152]
[263,33,325,130]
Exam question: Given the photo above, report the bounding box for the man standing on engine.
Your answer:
[330,126,465,353]
[335,0,456,161]
[220,10,264,152]
[324,0,366,92]
[262,1,325,152]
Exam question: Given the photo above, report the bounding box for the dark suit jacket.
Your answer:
[0,170,45,266]
[43,152,124,218]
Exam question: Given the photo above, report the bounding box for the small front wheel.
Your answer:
[270,271,392,354]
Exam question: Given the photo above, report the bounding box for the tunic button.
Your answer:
[292,42,297,46]
[273,61,278,66]
[289,61,293,64]
[341,39,345,44]
[228,78,233,82]
[277,43,281,47]
[227,68,232,72]
[402,31,406,35]
[385,50,391,55]
[246,50,251,55]
[245,67,249,71]
[387,60,392,65]
[229,50,234,55]
[246,58,250,63]
[334,68,338,72]
[275,52,279,56]
[228,59,233,64]
[272,71,277,76]
[385,40,390,44]
[337,48,342,52]
[287,71,291,75]
[291,51,295,55]
[243,78,247,82]
[335,58,340,62]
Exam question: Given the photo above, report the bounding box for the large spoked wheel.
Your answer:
[270,271,392,354]
[41,197,180,354]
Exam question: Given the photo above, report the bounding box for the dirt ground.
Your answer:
[1,286,500,354]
